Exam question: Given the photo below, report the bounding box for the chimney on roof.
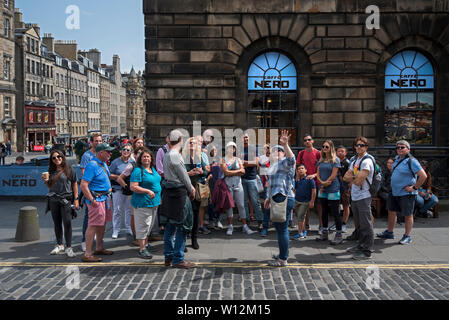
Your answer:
[54,40,78,61]
[42,33,54,52]
[87,49,101,66]
[31,24,40,37]
[14,8,25,29]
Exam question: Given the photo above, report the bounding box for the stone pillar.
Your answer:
[15,206,40,242]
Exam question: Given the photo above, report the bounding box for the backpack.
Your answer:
[351,154,383,197]
[122,162,138,195]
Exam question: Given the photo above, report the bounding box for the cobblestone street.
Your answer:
[1,264,449,300]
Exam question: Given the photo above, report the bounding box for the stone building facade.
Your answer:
[144,0,449,146]
[100,72,111,135]
[104,54,126,136]
[123,67,145,138]
[0,1,16,150]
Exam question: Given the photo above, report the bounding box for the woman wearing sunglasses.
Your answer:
[316,140,342,244]
[42,150,79,257]
[109,143,135,239]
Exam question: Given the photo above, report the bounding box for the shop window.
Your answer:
[247,52,298,145]
[384,50,435,145]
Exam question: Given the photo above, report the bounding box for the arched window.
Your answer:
[384,50,435,145]
[247,52,298,145]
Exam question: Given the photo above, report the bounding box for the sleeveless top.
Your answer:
[224,156,242,188]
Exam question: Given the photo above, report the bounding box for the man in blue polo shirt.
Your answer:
[80,143,114,262]
[79,133,103,251]
[377,140,427,245]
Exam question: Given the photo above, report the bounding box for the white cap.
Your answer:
[226,141,237,149]
[169,130,183,143]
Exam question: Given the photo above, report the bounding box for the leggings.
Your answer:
[191,199,200,237]
[49,200,73,247]
[225,183,246,219]
[319,198,342,231]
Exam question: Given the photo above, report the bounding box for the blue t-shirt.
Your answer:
[109,157,135,190]
[82,157,112,204]
[294,177,316,202]
[391,155,422,197]
[130,166,162,208]
[80,150,96,169]
[317,158,341,193]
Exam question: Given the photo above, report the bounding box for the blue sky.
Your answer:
[15,0,145,73]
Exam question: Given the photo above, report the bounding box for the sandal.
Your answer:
[82,255,102,262]
[267,259,287,267]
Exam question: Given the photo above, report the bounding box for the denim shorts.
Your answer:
[387,194,416,216]
[318,191,340,201]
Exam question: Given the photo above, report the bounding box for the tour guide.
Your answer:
[80,143,115,262]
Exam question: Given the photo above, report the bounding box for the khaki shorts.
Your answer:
[293,201,309,223]
[134,206,158,240]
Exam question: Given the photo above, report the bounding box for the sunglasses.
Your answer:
[396,146,407,150]
[304,139,312,142]
[355,144,367,148]
[52,155,63,160]
[122,148,131,152]
[322,145,330,149]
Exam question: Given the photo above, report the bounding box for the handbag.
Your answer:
[256,175,264,193]
[270,196,288,223]
[195,181,210,201]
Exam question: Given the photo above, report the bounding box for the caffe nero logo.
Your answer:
[391,75,426,88]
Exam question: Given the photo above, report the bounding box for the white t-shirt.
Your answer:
[259,154,270,176]
[349,154,374,201]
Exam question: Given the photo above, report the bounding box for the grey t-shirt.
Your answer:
[163,150,193,191]
[49,167,77,197]
[349,154,374,201]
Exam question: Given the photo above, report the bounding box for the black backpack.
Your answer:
[122,162,137,196]
[350,154,383,196]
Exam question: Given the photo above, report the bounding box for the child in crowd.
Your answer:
[292,164,316,240]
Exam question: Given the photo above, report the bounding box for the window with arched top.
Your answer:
[247,52,298,145]
[384,50,435,145]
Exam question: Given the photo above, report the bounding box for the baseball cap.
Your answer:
[169,130,183,143]
[96,143,115,152]
[226,141,237,149]
[271,145,285,153]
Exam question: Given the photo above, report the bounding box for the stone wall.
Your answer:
[143,0,449,147]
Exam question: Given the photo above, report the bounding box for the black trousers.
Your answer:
[49,200,73,247]
[190,199,200,238]
[319,198,342,231]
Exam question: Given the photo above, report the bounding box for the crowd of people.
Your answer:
[40,130,440,268]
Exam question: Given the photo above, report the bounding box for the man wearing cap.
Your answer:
[377,140,427,245]
[264,130,296,267]
[80,143,115,262]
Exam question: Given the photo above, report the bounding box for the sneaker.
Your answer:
[112,233,118,239]
[260,229,268,237]
[330,233,343,245]
[305,224,310,231]
[243,224,256,235]
[342,224,347,233]
[352,250,372,260]
[318,226,323,235]
[329,224,336,232]
[216,221,224,230]
[302,230,307,238]
[81,242,86,252]
[138,249,153,259]
[316,230,328,241]
[346,230,359,241]
[291,233,302,240]
[50,245,65,255]
[258,223,263,232]
[426,210,434,218]
[198,226,211,235]
[268,259,287,267]
[377,229,394,240]
[66,247,76,258]
[399,234,412,245]
[346,245,362,253]
[226,225,233,236]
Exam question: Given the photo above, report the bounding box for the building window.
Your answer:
[4,18,10,38]
[4,97,10,117]
[384,50,435,145]
[32,61,35,74]
[4,0,10,8]
[3,58,10,80]
[26,81,30,94]
[247,52,298,145]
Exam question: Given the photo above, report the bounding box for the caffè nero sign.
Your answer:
[385,50,434,90]
[248,52,297,91]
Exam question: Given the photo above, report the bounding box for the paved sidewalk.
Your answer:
[1,199,448,300]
